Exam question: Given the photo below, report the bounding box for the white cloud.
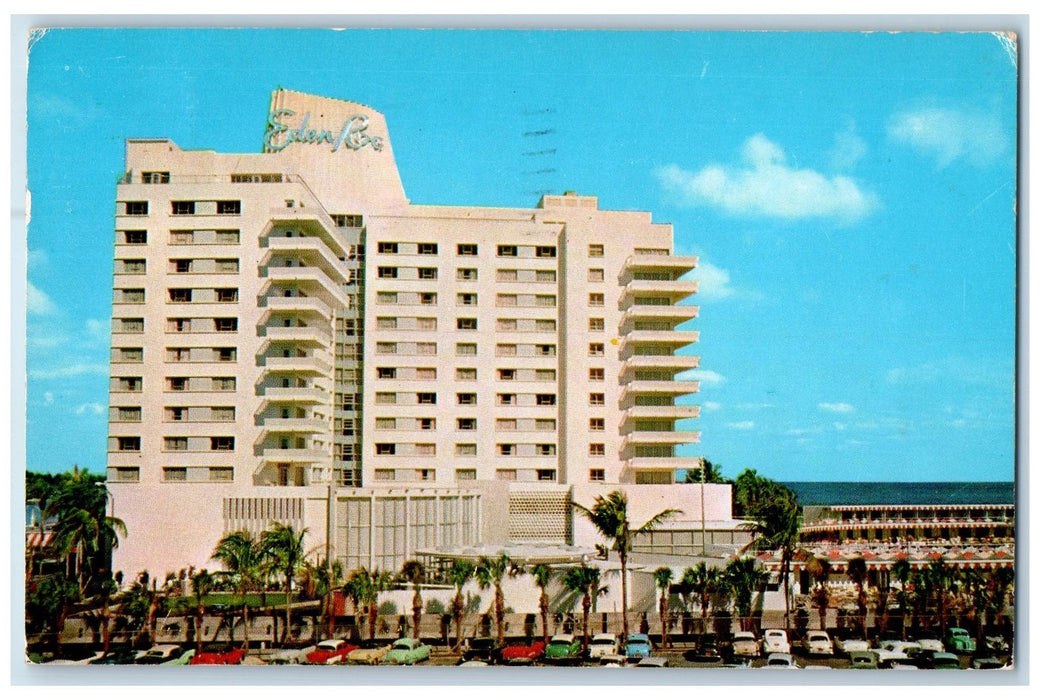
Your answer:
[29,363,109,380]
[829,123,868,171]
[28,249,49,271]
[819,402,855,414]
[75,403,105,415]
[888,107,1009,168]
[726,421,755,430]
[786,426,825,436]
[27,281,56,315]
[85,318,110,343]
[694,260,736,300]
[702,401,722,412]
[656,134,877,222]
[682,369,726,384]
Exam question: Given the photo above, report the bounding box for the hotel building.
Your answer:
[106,89,740,579]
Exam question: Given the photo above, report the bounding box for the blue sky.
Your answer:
[23,28,1018,482]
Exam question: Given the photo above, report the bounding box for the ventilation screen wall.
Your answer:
[222,497,304,537]
[508,489,571,542]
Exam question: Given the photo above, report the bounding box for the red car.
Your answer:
[305,639,358,665]
[499,640,545,664]
[189,648,247,665]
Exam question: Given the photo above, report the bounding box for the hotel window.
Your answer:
[378,267,398,279]
[215,259,239,272]
[166,407,186,422]
[456,468,477,480]
[378,242,398,254]
[456,268,478,281]
[498,369,516,381]
[377,292,398,305]
[417,317,437,330]
[209,467,233,482]
[589,343,605,356]
[589,293,605,307]
[169,288,192,303]
[172,201,195,215]
[536,394,556,406]
[216,288,238,302]
[419,418,436,430]
[142,171,170,184]
[376,443,396,455]
[416,367,437,380]
[450,343,475,358]
[496,470,517,482]
[172,259,193,273]
[212,407,235,421]
[377,367,397,379]
[497,294,518,307]
[496,344,517,356]
[418,243,438,255]
[374,470,394,481]
[417,392,437,405]
[536,444,556,456]
[497,393,516,406]
[535,419,556,431]
[164,436,188,451]
[216,229,240,244]
[166,377,187,391]
[120,259,147,274]
[119,347,144,362]
[497,245,518,257]
[377,317,398,329]
[589,443,606,457]
[211,436,235,451]
[537,470,556,481]
[376,342,397,355]
[457,392,477,405]
[589,368,605,381]
[590,393,605,405]
[123,230,147,245]
[415,444,436,457]
[536,246,557,258]
[455,443,477,456]
[419,292,437,305]
[589,469,606,482]
[457,293,477,306]
[216,200,241,215]
[117,437,141,451]
[116,407,142,422]
[124,201,148,216]
[163,467,187,482]
[536,270,556,282]
[375,417,396,430]
[496,318,517,331]
[457,243,478,256]
[213,377,236,391]
[535,295,556,307]
[457,418,477,431]
[167,318,190,333]
[456,368,477,381]
[417,342,437,355]
[590,418,605,431]
[535,319,556,331]
[588,268,604,282]
[498,444,516,456]
[496,269,518,282]
[457,318,477,331]
[496,419,517,431]
[375,392,397,405]
[534,369,556,381]
[589,244,604,257]
[117,377,142,392]
[215,318,238,332]
[120,318,145,333]
[589,318,605,331]
[418,267,438,280]
[536,344,556,356]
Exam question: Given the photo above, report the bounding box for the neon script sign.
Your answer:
[264,109,384,153]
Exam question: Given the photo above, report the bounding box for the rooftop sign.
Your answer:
[264,109,384,153]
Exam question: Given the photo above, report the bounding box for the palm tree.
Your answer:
[475,553,517,646]
[892,558,912,639]
[259,522,308,645]
[530,564,554,648]
[746,481,801,635]
[303,557,343,641]
[189,568,215,652]
[680,562,722,634]
[562,564,606,653]
[724,557,767,632]
[805,554,831,629]
[212,530,263,650]
[400,560,426,640]
[988,565,1014,628]
[344,567,393,640]
[447,559,475,650]
[343,568,373,639]
[26,571,79,655]
[924,557,957,637]
[846,556,869,640]
[653,567,673,648]
[572,490,680,642]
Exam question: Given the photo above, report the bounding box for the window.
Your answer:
[212,407,235,421]
[377,317,398,330]
[418,243,438,255]
[536,444,556,456]
[213,377,236,391]
[419,292,437,305]
[536,270,556,282]
[536,344,556,356]
[216,288,238,302]
[216,200,241,215]
[535,319,557,332]
[216,259,239,272]
[457,243,478,256]
[498,444,516,456]
[535,295,556,307]
[455,443,477,456]
[589,293,605,307]
[377,367,397,379]
[117,436,141,451]
[589,318,605,331]
[496,470,517,482]
[457,318,477,330]
[142,171,170,184]
[172,201,195,215]
[497,319,517,331]
[496,269,518,282]
[535,419,556,431]
[497,245,518,257]
[417,392,437,405]
[167,377,188,391]
[376,443,396,455]
[375,392,397,405]
[378,267,398,279]
[590,393,605,406]
[457,418,477,431]
[588,268,604,282]
[496,419,517,431]
[169,288,192,303]
[124,201,148,216]
[120,259,146,274]
[456,392,477,405]
[590,418,605,431]
[209,467,234,482]
[376,342,397,355]
[497,393,515,406]
[536,394,557,406]
[416,367,437,380]
[418,267,438,280]
[456,368,477,381]
[418,418,436,430]
[534,369,556,381]
[375,417,396,430]
[497,294,518,307]
[164,436,188,451]
[589,244,604,257]
[536,246,557,258]
[112,467,140,482]
[457,293,477,306]
[589,443,606,456]
[589,343,605,356]
[378,242,398,254]
[166,407,186,422]
[211,436,235,451]
[123,230,147,244]
[498,369,516,381]
[537,470,556,481]
[417,317,437,330]
[120,318,145,333]
[377,292,398,305]
[496,344,517,356]
[374,470,394,481]
[119,347,143,362]
[589,469,606,482]
[417,342,437,355]
[456,469,477,480]
[589,368,605,381]
[217,348,236,362]
[173,259,193,273]
[163,467,187,482]
[215,318,238,332]
[168,318,190,333]
[117,406,142,422]
[118,377,142,392]
[456,343,477,356]
[216,229,240,244]
[456,268,478,281]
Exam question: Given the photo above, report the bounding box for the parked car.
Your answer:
[849,650,879,669]
[461,637,502,664]
[874,640,922,665]
[346,641,394,665]
[834,634,869,656]
[731,631,760,658]
[268,646,315,665]
[458,660,490,667]
[382,637,432,665]
[762,629,791,655]
[89,648,140,665]
[916,637,944,654]
[191,648,247,665]
[544,634,582,663]
[683,637,723,663]
[914,651,961,669]
[636,656,668,667]
[42,651,106,665]
[161,648,196,665]
[971,657,1006,670]
[980,635,1009,655]
[499,640,545,664]
[763,652,799,669]
[135,645,185,664]
[305,639,358,665]
[805,630,833,657]
[944,628,976,653]
[587,634,619,660]
[624,633,653,661]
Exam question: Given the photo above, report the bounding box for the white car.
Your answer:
[731,631,760,658]
[916,637,944,653]
[835,636,869,656]
[874,640,921,664]
[764,652,799,668]
[805,630,834,657]
[762,629,791,655]
[588,634,619,659]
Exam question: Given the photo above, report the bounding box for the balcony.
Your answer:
[622,355,701,374]
[264,205,347,256]
[265,267,351,307]
[620,380,701,400]
[621,304,699,325]
[619,330,699,352]
[258,417,328,433]
[622,254,698,275]
[623,405,701,421]
[261,295,333,323]
[626,456,704,471]
[259,447,327,464]
[623,279,699,302]
[261,325,332,347]
[259,386,328,404]
[264,236,353,283]
[263,355,332,375]
[622,431,702,448]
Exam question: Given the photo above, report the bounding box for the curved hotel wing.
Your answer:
[106,89,731,577]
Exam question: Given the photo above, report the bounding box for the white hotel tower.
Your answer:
[106,90,739,578]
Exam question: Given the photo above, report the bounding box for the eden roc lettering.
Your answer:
[264,109,384,153]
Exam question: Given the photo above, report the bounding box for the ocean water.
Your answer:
[782,482,1015,506]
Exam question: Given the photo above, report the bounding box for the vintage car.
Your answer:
[914,651,961,669]
[731,631,760,658]
[849,650,880,669]
[305,639,358,665]
[805,630,834,657]
[89,648,140,665]
[381,637,432,665]
[980,635,1010,655]
[683,637,723,664]
[346,641,394,665]
[834,634,870,656]
[762,629,791,655]
[624,633,653,661]
[499,640,545,664]
[161,649,196,665]
[944,627,976,653]
[268,646,315,665]
[587,634,619,660]
[916,637,944,653]
[635,656,668,667]
[763,652,799,669]
[544,634,582,663]
[190,648,247,665]
[461,637,502,664]
[135,645,185,665]
[874,640,922,665]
